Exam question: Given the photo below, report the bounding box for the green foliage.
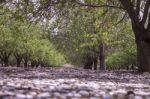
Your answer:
[0,9,66,67]
[49,4,132,68]
[31,39,66,66]
[105,23,136,70]
[106,48,136,69]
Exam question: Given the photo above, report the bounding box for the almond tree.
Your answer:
[120,0,150,72]
[76,0,150,72]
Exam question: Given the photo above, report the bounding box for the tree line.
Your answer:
[0,8,66,67]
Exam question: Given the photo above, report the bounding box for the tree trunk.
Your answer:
[24,55,28,68]
[4,58,9,66]
[99,43,106,70]
[83,55,93,69]
[24,60,28,68]
[93,56,97,70]
[36,61,40,68]
[31,61,35,68]
[16,58,22,67]
[1,52,11,67]
[136,40,150,72]
[132,23,150,72]
[14,54,22,67]
[31,60,38,68]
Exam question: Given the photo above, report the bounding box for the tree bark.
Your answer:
[136,40,150,72]
[132,24,150,72]
[14,54,22,67]
[99,43,106,70]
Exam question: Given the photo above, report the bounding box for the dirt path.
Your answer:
[0,67,150,99]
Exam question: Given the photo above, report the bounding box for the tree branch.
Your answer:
[136,0,140,17]
[119,0,139,25]
[115,12,127,25]
[75,0,124,10]
[147,13,150,32]
[141,0,150,26]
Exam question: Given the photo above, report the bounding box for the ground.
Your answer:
[0,66,150,99]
